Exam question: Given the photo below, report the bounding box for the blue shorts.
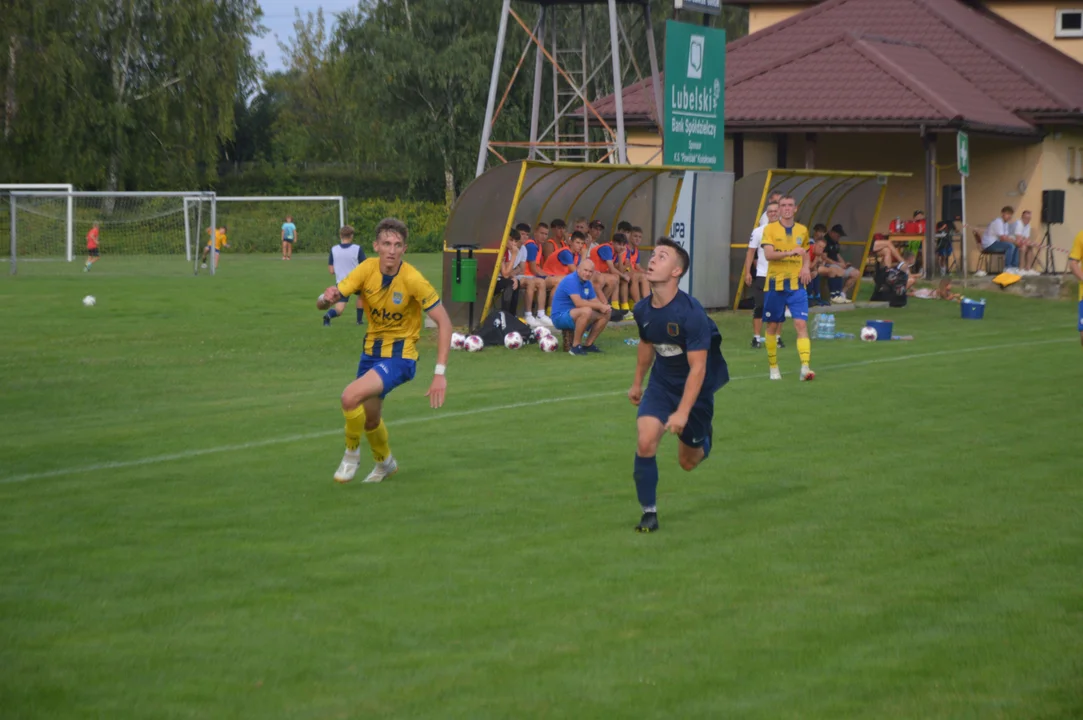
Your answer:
[763,286,809,324]
[637,367,728,449]
[551,310,575,331]
[936,244,953,257]
[356,354,417,399]
[1078,300,1082,332]
[284,237,294,244]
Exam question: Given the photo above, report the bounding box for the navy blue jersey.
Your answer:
[633,291,727,392]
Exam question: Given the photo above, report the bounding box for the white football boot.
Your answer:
[333,449,361,483]
[363,455,399,483]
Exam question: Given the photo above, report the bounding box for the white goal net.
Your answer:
[8,191,215,276]
[210,196,346,255]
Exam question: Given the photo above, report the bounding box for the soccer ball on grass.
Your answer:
[539,335,559,352]
[860,326,878,342]
[504,332,524,349]
[531,326,551,342]
[451,332,466,350]
[464,335,484,352]
[82,295,96,307]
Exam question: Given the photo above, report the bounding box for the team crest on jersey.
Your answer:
[667,322,679,337]
[392,291,403,305]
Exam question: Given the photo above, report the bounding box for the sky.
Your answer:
[252,0,361,73]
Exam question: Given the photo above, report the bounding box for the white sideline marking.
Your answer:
[0,337,1072,486]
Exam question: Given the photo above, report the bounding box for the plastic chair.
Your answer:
[974,230,1004,275]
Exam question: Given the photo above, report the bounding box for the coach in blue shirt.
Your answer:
[550,259,612,355]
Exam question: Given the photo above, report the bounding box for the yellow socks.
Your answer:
[765,334,778,368]
[797,337,811,366]
[343,405,365,451]
[620,302,631,311]
[365,419,391,463]
[611,300,620,310]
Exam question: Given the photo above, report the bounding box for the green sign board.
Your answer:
[664,20,725,171]
[957,131,969,177]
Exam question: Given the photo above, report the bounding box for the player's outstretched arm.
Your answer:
[425,303,452,409]
[629,339,654,405]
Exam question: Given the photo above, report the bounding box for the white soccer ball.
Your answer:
[504,331,524,349]
[451,332,466,350]
[860,326,879,342]
[465,335,484,352]
[82,295,96,307]
[539,334,559,352]
[531,326,551,342]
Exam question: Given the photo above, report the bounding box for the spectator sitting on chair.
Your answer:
[495,229,521,314]
[543,218,567,262]
[871,232,904,268]
[550,258,612,356]
[981,206,1021,272]
[543,231,586,304]
[1014,210,1039,275]
[516,222,552,327]
[823,224,861,303]
[808,233,831,307]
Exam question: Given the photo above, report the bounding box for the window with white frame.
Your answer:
[1056,9,1083,38]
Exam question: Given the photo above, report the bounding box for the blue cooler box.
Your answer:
[866,320,893,341]
[961,302,985,320]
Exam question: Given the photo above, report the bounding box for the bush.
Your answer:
[348,199,447,253]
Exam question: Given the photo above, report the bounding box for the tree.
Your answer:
[0,0,263,189]
[340,0,516,207]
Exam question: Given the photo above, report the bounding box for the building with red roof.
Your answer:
[588,0,1083,262]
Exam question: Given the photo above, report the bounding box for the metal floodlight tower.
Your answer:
[475,0,665,177]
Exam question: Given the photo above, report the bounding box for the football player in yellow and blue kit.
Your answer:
[200,226,228,270]
[760,195,815,381]
[1069,228,1083,349]
[317,218,453,484]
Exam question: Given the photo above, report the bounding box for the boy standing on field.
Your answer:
[84,222,100,272]
[282,215,297,261]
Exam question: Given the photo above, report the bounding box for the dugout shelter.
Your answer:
[730,169,912,308]
[442,160,736,327]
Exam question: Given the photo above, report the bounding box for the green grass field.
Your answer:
[1,253,1081,719]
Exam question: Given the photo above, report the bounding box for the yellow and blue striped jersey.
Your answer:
[337,258,441,360]
[762,220,809,291]
[207,229,227,250]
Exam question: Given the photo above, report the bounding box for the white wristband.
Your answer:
[434,364,447,376]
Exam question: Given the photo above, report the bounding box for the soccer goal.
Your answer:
[8,190,215,276]
[209,196,346,256]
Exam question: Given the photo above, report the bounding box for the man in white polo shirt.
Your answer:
[757,192,783,228]
[744,200,784,349]
[982,206,1021,272]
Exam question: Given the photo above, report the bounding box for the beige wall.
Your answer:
[627,130,663,166]
[1041,129,1083,241]
[748,4,813,34]
[984,2,1083,64]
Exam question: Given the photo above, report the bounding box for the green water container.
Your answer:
[452,257,477,302]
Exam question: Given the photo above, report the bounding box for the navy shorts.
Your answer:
[637,367,728,449]
[356,354,417,399]
[764,286,809,323]
[283,237,294,244]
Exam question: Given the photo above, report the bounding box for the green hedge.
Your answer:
[348,199,447,253]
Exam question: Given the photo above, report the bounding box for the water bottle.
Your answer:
[814,314,827,340]
[835,332,855,339]
[624,338,640,346]
[826,313,836,339]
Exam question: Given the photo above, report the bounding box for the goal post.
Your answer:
[8,190,215,276]
[1,184,74,265]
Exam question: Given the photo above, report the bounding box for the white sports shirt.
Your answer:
[329,242,366,282]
